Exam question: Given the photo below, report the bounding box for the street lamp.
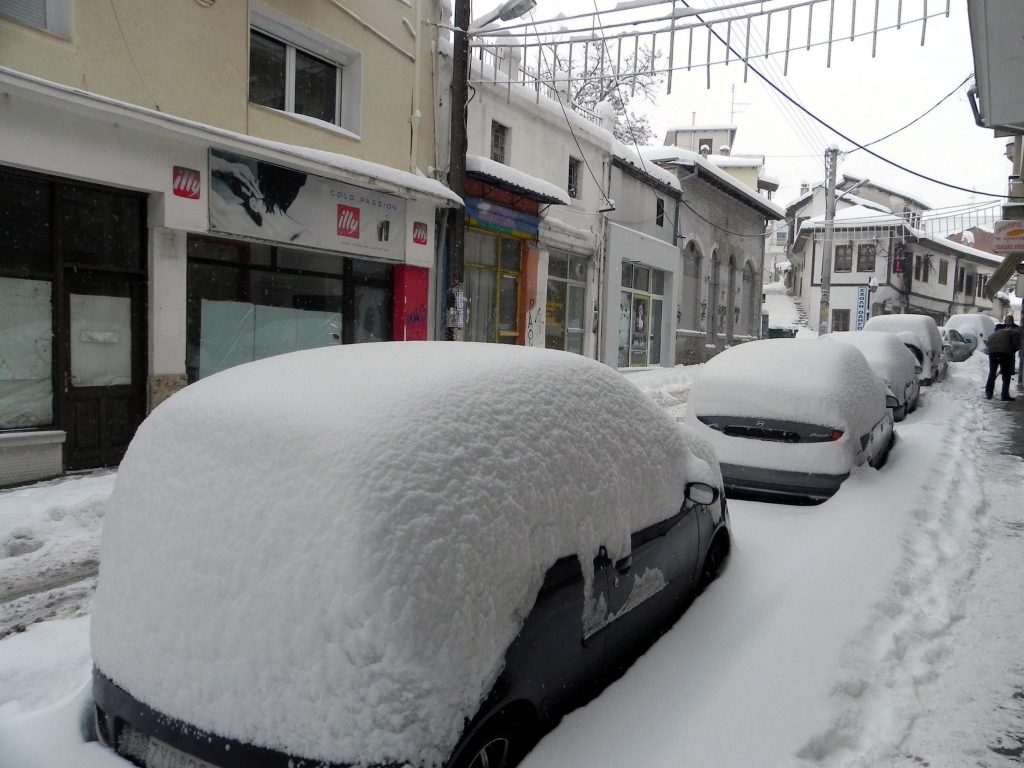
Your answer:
[445,0,537,340]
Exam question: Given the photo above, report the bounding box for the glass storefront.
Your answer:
[465,228,523,344]
[545,250,588,355]
[186,235,392,382]
[618,262,665,368]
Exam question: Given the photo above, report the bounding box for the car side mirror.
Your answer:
[685,482,719,505]
[915,365,922,374]
[885,394,899,408]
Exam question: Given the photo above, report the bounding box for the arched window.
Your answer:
[680,241,703,331]
[741,262,757,336]
[726,255,738,340]
[708,251,721,340]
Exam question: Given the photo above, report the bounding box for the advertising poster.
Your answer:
[208,149,406,260]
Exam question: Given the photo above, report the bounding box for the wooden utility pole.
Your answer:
[818,146,840,336]
[445,0,471,340]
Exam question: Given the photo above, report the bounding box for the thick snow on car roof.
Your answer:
[687,338,886,435]
[946,313,996,339]
[822,331,918,396]
[862,314,942,356]
[91,342,719,766]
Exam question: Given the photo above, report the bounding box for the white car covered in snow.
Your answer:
[862,314,945,384]
[90,342,729,768]
[946,312,996,353]
[820,331,921,421]
[687,338,895,504]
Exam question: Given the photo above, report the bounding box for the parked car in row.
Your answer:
[91,343,730,768]
[939,326,974,363]
[822,331,920,421]
[686,338,895,504]
[946,313,996,353]
[863,314,946,384]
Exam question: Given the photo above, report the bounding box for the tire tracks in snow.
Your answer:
[795,378,996,767]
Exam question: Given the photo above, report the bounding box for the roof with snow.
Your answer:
[466,154,570,205]
[611,141,682,195]
[641,146,784,219]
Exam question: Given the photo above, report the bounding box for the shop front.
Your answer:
[1,166,148,479]
[0,70,457,485]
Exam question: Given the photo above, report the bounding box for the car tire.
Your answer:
[449,712,535,768]
[699,533,730,591]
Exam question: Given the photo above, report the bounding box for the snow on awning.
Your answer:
[0,66,462,208]
[465,155,571,206]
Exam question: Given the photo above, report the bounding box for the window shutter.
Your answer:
[0,0,46,28]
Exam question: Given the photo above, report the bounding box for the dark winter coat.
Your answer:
[986,327,1021,355]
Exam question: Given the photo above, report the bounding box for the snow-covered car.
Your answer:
[90,342,729,768]
[686,338,895,504]
[939,326,973,363]
[862,314,945,384]
[946,313,996,353]
[821,330,920,421]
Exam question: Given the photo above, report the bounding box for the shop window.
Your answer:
[0,0,71,37]
[832,309,850,332]
[833,244,852,273]
[546,251,587,354]
[938,259,948,285]
[60,186,145,270]
[857,244,876,272]
[249,7,362,134]
[0,170,51,276]
[186,236,390,382]
[465,229,521,344]
[491,121,509,164]
[618,262,665,367]
[568,158,581,199]
[0,277,53,428]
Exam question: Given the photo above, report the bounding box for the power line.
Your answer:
[677,0,1017,200]
[848,73,973,153]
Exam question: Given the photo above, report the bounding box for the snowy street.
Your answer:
[1,354,1023,767]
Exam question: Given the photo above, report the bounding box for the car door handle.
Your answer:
[615,555,632,574]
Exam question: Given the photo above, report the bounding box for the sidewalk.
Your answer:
[0,471,115,638]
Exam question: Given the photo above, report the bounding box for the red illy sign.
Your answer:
[172,166,201,199]
[337,204,360,238]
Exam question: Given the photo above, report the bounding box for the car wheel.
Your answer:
[699,534,730,591]
[450,712,534,768]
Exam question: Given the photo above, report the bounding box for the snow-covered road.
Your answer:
[1,355,1022,767]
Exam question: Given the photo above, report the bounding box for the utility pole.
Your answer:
[818,145,840,336]
[445,0,471,341]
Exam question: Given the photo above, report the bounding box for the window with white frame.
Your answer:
[567,158,581,199]
[491,122,509,164]
[249,5,361,134]
[0,0,71,37]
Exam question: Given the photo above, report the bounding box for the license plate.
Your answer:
[146,738,220,768]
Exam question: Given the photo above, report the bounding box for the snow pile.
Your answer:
[90,342,719,765]
[762,280,816,335]
[946,312,997,344]
[686,339,887,474]
[0,472,114,638]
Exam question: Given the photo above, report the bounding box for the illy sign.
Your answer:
[172,166,201,199]
[337,204,360,238]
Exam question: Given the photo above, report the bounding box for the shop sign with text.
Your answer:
[208,149,406,260]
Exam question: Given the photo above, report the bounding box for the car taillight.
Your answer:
[830,430,844,441]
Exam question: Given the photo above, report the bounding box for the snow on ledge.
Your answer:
[466,155,571,205]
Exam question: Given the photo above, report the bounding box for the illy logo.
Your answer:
[337,205,360,238]
[172,167,201,199]
[413,221,428,245]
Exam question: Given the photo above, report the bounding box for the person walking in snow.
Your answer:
[985,319,1020,401]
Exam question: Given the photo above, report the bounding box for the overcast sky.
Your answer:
[485,0,1009,216]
